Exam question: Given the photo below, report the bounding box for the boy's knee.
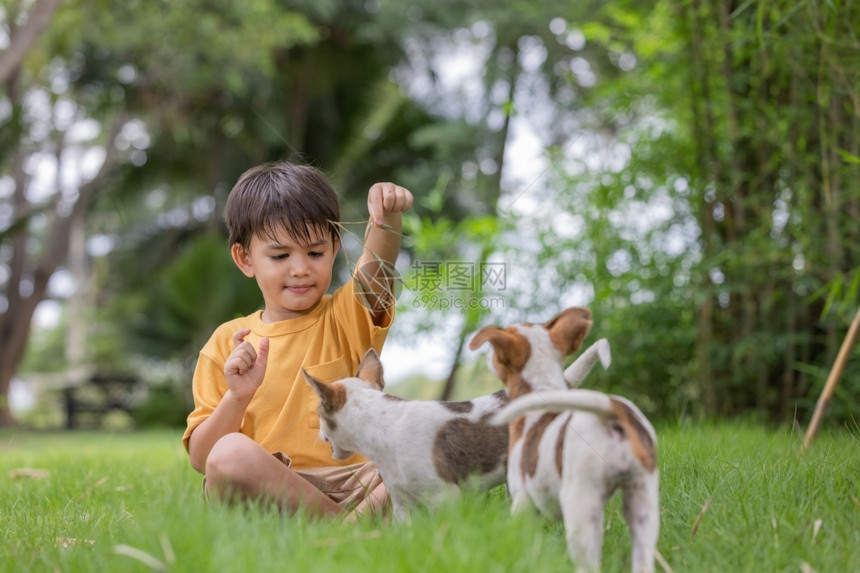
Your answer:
[205,433,255,485]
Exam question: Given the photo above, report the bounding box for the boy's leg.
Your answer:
[204,432,342,517]
[347,481,388,520]
[297,462,389,520]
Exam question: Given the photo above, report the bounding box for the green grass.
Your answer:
[1,424,858,572]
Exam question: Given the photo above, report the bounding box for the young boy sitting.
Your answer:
[182,160,413,518]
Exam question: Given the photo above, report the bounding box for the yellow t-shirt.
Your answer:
[181,277,392,470]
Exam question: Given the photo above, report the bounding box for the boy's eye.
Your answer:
[271,254,288,261]
[309,251,324,258]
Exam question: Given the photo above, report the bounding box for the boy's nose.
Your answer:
[289,255,311,276]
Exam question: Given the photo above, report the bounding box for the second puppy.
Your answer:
[471,307,659,573]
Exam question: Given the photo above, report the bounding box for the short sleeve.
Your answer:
[181,349,229,452]
[331,276,394,362]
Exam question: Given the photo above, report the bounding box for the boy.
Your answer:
[182,161,413,518]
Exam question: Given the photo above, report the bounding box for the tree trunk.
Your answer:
[0,115,127,427]
[439,328,469,402]
[0,0,63,84]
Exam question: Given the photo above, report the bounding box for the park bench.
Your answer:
[63,373,144,429]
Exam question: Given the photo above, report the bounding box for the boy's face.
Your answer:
[232,225,338,323]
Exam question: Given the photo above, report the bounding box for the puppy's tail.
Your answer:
[489,389,614,425]
[563,338,611,388]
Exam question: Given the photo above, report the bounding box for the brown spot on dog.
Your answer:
[383,394,406,402]
[509,417,526,451]
[609,398,657,472]
[521,413,560,478]
[490,389,509,402]
[500,368,536,401]
[432,418,509,484]
[555,413,572,475]
[324,384,348,413]
[442,401,474,414]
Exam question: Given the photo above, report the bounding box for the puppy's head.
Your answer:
[302,349,386,460]
[469,307,593,399]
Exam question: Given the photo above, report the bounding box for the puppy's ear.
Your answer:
[356,348,384,391]
[469,325,500,351]
[469,326,531,371]
[302,370,343,412]
[545,307,592,357]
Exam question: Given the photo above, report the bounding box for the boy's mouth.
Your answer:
[287,284,313,293]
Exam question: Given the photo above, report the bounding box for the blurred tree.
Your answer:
[502,0,860,422]
[3,0,498,425]
[7,0,856,428]
[0,0,61,84]
[0,0,320,426]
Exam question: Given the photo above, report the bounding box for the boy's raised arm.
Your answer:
[358,182,413,323]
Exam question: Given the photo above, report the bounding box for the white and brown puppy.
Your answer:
[303,349,508,520]
[302,342,611,521]
[470,307,659,573]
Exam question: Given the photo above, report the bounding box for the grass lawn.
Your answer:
[1,423,858,572]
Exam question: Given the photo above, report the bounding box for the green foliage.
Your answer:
[491,0,860,422]
[398,206,511,340]
[6,0,860,428]
[124,233,261,361]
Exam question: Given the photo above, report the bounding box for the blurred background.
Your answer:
[1,0,858,431]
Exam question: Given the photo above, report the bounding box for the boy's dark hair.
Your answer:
[225,161,341,249]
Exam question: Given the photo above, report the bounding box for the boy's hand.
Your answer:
[224,329,269,402]
[367,182,413,226]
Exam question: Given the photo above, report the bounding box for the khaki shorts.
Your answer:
[201,450,389,517]
[272,452,388,513]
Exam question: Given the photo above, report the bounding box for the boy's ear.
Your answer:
[231,243,255,278]
[356,349,384,391]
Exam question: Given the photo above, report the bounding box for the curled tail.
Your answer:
[490,389,614,426]
[563,338,612,388]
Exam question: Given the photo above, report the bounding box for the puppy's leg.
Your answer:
[559,474,606,573]
[510,488,534,514]
[428,482,461,511]
[622,472,660,573]
[389,491,412,522]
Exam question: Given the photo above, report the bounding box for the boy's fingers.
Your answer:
[394,187,413,212]
[232,328,251,347]
[226,353,251,375]
[368,183,412,225]
[367,184,385,225]
[257,337,270,366]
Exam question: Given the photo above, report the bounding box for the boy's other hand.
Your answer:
[224,329,269,402]
[367,182,413,226]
